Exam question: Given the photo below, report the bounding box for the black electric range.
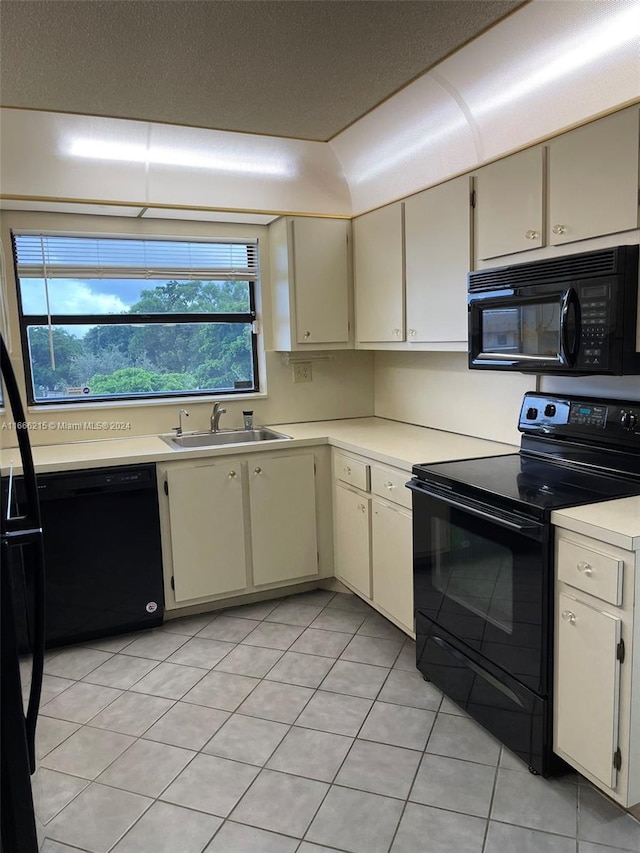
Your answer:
[407,391,640,776]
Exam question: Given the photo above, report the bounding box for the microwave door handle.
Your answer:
[560,287,581,367]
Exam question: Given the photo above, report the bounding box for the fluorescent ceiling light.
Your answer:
[68,139,292,178]
[473,3,640,115]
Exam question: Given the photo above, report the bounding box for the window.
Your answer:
[12,233,259,404]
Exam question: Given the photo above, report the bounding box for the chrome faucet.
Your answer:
[210,402,227,432]
[173,408,189,435]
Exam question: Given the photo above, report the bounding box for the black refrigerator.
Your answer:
[0,334,45,853]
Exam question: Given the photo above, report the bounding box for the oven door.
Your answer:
[468,286,580,371]
[409,481,550,695]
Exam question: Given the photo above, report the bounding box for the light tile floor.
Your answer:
[23,589,640,853]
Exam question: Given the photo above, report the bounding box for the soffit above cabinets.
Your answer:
[1,1,638,219]
[0,0,523,142]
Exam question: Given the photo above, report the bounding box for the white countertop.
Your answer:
[0,417,517,475]
[552,498,640,551]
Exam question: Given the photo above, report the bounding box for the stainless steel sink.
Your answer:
[160,427,291,449]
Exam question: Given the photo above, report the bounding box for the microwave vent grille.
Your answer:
[469,248,621,291]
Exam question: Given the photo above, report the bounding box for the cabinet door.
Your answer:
[372,500,413,632]
[405,176,471,343]
[476,147,544,260]
[555,592,622,788]
[354,202,404,343]
[167,461,247,602]
[292,218,350,344]
[334,482,371,598]
[249,453,318,585]
[549,109,639,246]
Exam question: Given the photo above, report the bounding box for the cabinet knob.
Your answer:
[384,481,394,490]
[345,466,351,475]
[561,610,576,624]
[393,328,401,337]
[408,329,416,338]
[254,466,262,474]
[228,470,237,478]
[552,224,567,235]
[576,561,593,576]
[304,331,311,339]
[524,230,539,240]
[358,503,366,512]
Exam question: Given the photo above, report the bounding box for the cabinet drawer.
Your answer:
[333,453,370,491]
[557,537,624,605]
[371,466,412,510]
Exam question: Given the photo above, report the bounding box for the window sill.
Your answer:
[26,390,268,415]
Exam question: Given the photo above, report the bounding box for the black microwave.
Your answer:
[468,245,640,375]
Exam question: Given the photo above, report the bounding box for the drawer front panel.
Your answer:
[557,538,624,605]
[333,453,370,491]
[371,466,412,510]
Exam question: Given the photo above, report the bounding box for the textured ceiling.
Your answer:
[0,0,524,141]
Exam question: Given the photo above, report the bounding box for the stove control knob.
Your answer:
[526,407,538,420]
[544,404,556,417]
[621,411,637,430]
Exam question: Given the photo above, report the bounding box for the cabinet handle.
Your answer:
[254,466,262,474]
[303,331,311,339]
[408,329,416,338]
[384,481,394,490]
[576,561,593,576]
[552,224,567,235]
[561,610,576,624]
[524,230,539,240]
[228,470,237,478]
[392,328,401,337]
[344,466,351,476]
[358,503,366,512]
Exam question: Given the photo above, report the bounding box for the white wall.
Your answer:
[374,351,533,446]
[0,210,375,448]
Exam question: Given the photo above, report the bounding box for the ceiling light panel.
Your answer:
[436,0,640,160]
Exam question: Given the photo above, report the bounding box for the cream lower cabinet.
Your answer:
[372,499,413,631]
[249,453,318,585]
[554,527,640,807]
[334,481,371,599]
[159,450,320,610]
[332,450,414,634]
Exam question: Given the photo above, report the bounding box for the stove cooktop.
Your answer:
[412,452,640,514]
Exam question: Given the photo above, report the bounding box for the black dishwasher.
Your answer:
[9,463,164,649]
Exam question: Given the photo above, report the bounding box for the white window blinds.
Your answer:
[13,234,259,280]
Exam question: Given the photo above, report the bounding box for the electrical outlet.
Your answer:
[293,362,312,383]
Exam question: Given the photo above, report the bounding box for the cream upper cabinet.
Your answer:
[269,216,351,350]
[165,459,248,603]
[554,526,640,808]
[249,452,318,585]
[404,176,472,344]
[354,202,404,343]
[548,108,640,246]
[475,147,544,260]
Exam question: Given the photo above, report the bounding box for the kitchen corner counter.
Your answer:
[271,417,516,471]
[1,417,517,475]
[552,497,640,551]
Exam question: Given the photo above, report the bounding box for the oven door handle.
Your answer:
[407,481,542,537]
